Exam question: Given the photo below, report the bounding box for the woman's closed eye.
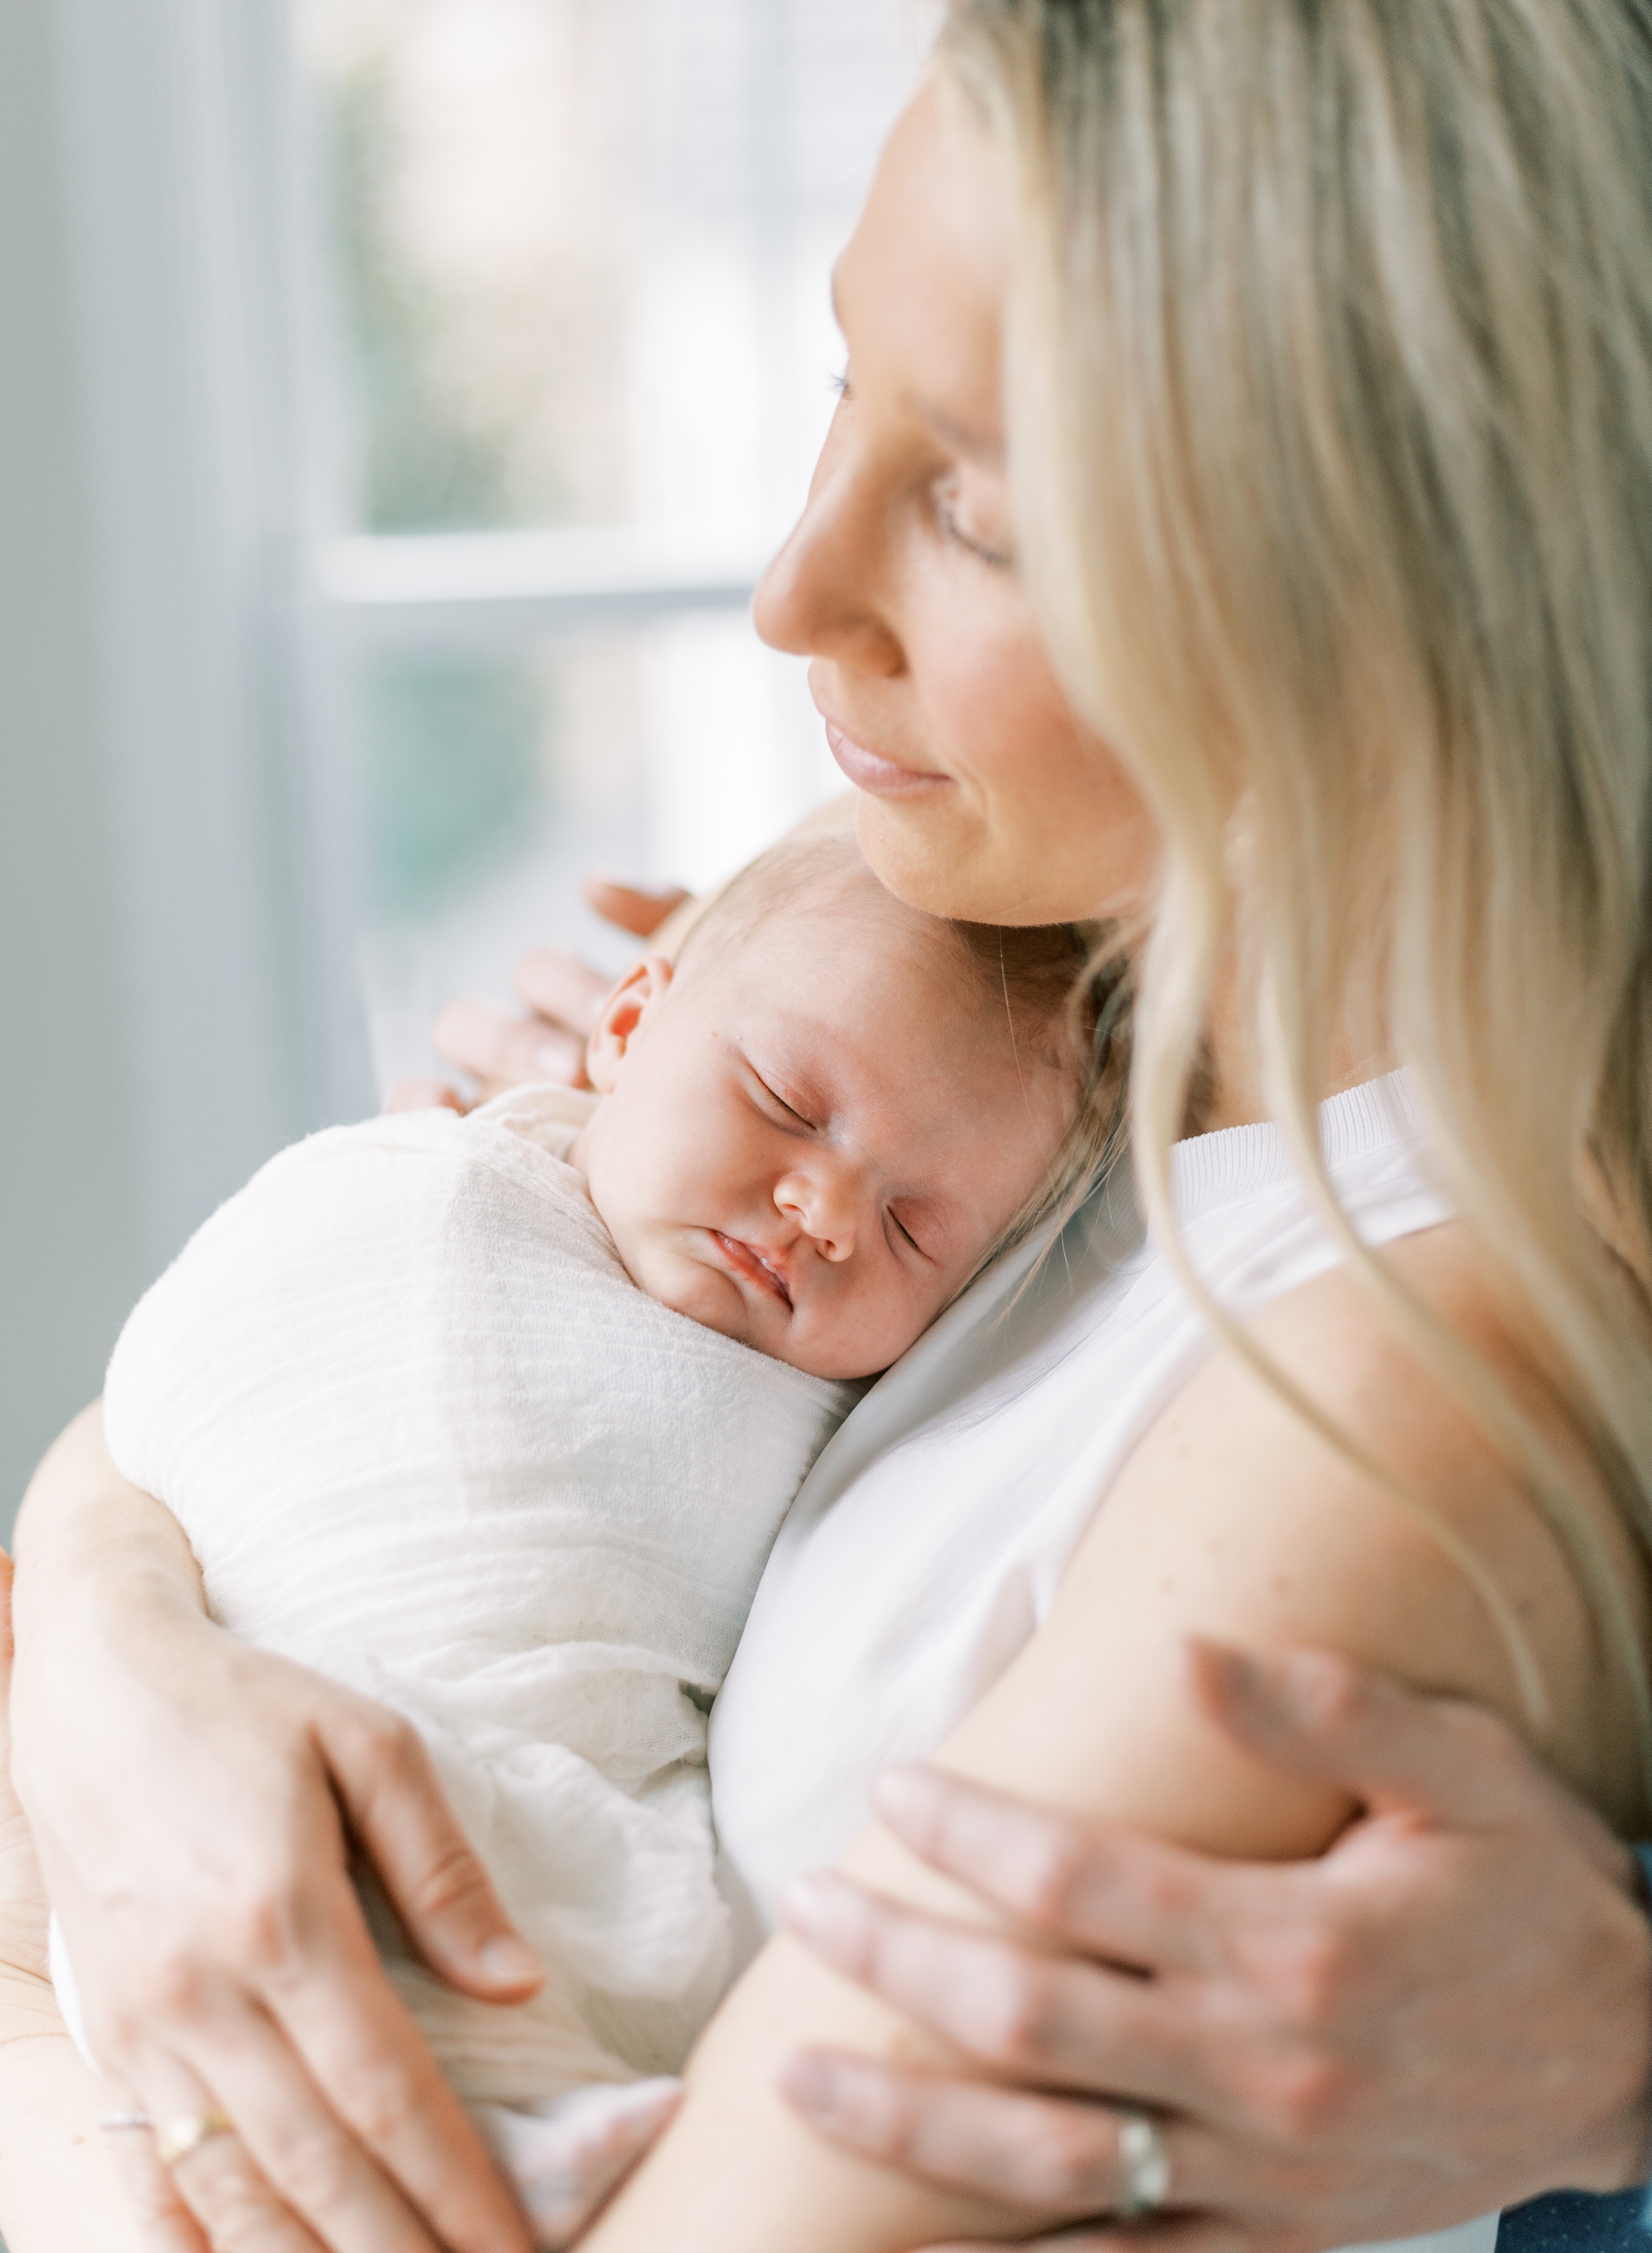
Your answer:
[932,471,1016,570]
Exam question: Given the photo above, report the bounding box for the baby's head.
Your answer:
[569,834,1116,1380]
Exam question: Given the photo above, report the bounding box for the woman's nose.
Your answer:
[774,1168,858,1262]
[753,410,905,678]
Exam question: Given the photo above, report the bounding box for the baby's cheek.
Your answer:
[654,1264,746,1341]
[861,1276,952,1371]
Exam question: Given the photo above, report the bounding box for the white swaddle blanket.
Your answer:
[56,1084,851,2228]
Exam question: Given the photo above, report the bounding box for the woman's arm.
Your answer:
[779,1651,1652,2251]
[580,1226,1641,2253]
[0,1550,181,2253]
[9,1408,541,2253]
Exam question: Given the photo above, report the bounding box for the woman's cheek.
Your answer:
[925,603,1068,798]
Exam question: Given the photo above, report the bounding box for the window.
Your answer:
[2,0,924,1509]
[293,0,925,1092]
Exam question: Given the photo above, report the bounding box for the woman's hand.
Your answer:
[780,1644,1652,2253]
[389,877,690,1113]
[11,1412,542,2253]
[0,1553,48,1988]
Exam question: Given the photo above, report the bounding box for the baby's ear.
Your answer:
[585,953,674,1093]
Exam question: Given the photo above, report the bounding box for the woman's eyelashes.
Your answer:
[932,471,1015,570]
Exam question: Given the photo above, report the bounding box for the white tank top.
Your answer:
[711,1070,1497,2253]
[711,1071,1451,1942]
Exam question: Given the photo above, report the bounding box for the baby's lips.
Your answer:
[711,1230,795,1309]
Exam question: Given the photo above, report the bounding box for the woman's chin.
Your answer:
[853,793,1101,928]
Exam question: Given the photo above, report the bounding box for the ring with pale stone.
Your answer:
[1117,2112,1172,2218]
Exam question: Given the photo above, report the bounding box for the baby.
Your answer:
[52,832,1111,2244]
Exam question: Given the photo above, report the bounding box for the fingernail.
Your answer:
[779,1871,859,1953]
[479,1934,543,1986]
[778,2049,840,2118]
[870,1763,933,1830]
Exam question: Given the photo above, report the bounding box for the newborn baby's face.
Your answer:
[568,899,1076,1380]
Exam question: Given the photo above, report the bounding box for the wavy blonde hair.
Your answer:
[940,0,1652,1785]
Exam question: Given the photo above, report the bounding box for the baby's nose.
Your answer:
[775,1169,857,1262]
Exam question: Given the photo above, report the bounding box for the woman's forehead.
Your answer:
[833,75,1009,447]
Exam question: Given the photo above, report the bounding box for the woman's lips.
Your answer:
[711,1231,793,1309]
[824,721,951,800]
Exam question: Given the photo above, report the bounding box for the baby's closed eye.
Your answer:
[745,1063,818,1130]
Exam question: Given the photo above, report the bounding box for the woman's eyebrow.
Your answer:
[828,263,1004,469]
[906,396,1004,468]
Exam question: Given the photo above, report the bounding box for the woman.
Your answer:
[6,2,1652,2247]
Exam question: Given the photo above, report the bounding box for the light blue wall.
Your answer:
[0,0,360,1539]
[0,1,150,1531]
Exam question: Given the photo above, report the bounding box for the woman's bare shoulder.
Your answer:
[941,1220,1647,1848]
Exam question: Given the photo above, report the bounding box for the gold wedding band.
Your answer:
[154,2112,236,2168]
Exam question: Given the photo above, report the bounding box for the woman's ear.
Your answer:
[586,954,674,1093]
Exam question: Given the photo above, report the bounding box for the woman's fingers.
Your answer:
[780,1873,1196,2105]
[102,2116,215,2253]
[321,1692,542,2004]
[921,2223,1250,2253]
[269,1934,532,2252]
[428,883,690,1103]
[90,1875,532,2253]
[577,878,691,940]
[511,947,611,1037]
[383,1079,465,1116]
[137,2005,464,2253]
[65,1675,536,2250]
[779,2051,1213,2220]
[111,2048,333,2253]
[433,995,589,1092]
[870,1765,1236,1973]
[127,2130,321,2253]
[1187,1640,1633,1869]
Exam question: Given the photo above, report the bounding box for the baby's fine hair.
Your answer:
[678,830,1128,1260]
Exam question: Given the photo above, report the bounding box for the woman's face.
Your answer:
[754,76,1158,928]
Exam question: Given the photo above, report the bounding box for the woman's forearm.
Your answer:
[11,1402,209,1680]
[0,1972,152,2253]
[0,1487,190,2252]
[0,1412,207,2248]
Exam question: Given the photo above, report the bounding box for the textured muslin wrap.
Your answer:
[70,1085,852,2105]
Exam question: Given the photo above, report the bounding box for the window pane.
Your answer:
[354,618,840,1099]
[296,0,925,538]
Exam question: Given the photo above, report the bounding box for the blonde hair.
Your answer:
[940,0,1652,1779]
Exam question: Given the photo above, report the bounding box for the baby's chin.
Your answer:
[761,1315,916,1385]
[620,1237,798,1362]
